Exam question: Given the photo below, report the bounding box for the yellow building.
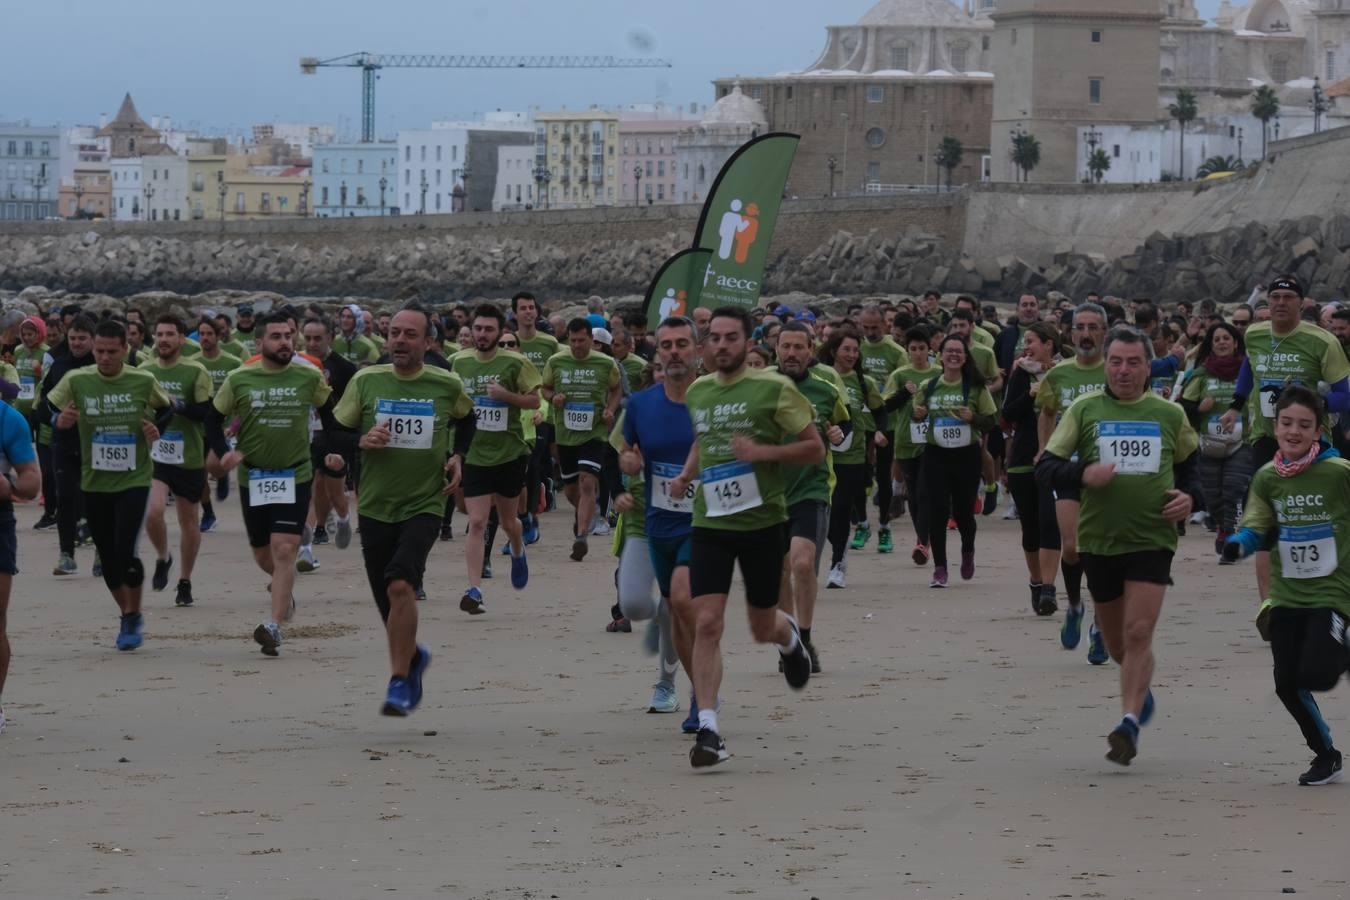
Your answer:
[533,109,620,209]
[186,155,311,220]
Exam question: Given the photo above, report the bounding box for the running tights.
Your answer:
[828,462,868,567]
[921,443,981,569]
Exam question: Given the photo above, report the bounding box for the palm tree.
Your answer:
[936,137,964,191]
[1168,88,1199,179]
[1011,133,1041,182]
[1195,155,1242,178]
[1087,148,1111,183]
[1250,85,1281,158]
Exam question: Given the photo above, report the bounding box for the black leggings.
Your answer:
[922,443,982,568]
[828,462,868,567]
[1270,606,1349,757]
[897,455,928,545]
[85,487,149,592]
[54,450,84,556]
[873,440,895,526]
[1006,470,1061,554]
[37,441,56,516]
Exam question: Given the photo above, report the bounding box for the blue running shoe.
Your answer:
[648,681,680,713]
[523,516,540,546]
[116,613,143,651]
[1061,603,1084,650]
[1106,717,1140,766]
[1139,689,1155,727]
[381,677,413,716]
[460,586,485,615]
[406,643,432,710]
[200,512,217,533]
[510,548,528,590]
[216,474,230,502]
[1087,622,1109,665]
[682,695,700,734]
[500,541,512,555]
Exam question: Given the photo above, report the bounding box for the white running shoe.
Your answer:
[296,546,319,572]
[826,564,846,589]
[1003,501,1019,520]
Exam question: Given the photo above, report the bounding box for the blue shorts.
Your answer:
[647,532,691,598]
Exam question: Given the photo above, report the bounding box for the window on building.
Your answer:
[786,85,795,100]
[866,162,880,183]
[173,209,180,220]
[39,141,50,157]
[903,85,916,102]
[866,127,886,147]
[982,36,990,51]
[1272,56,1289,83]
[4,141,14,156]
[321,159,329,173]
[832,85,847,100]
[436,193,441,211]
[646,160,653,177]
[890,46,910,70]
[435,146,442,162]
[420,145,426,161]
[322,186,329,205]
[867,85,884,103]
[658,160,665,177]
[1011,28,1018,45]
[1089,78,1102,104]
[357,159,364,174]
[235,192,245,212]
[950,46,968,71]
[405,146,410,161]
[698,164,706,182]
[22,141,32,156]
[623,139,630,155]
[260,192,271,212]
[1113,144,1121,158]
[1329,51,1338,82]
[1091,30,1102,43]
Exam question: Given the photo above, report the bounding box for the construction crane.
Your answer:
[300,52,675,142]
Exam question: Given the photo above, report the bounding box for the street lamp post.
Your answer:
[840,112,850,195]
[1084,125,1103,182]
[419,174,428,214]
[827,155,837,197]
[1310,77,1330,134]
[72,181,85,219]
[1237,126,1244,163]
[534,166,552,210]
[461,162,472,212]
[340,180,348,217]
[379,175,388,216]
[143,184,155,221]
[30,164,49,219]
[1274,114,1282,142]
[633,163,642,207]
[299,178,310,218]
[218,175,228,225]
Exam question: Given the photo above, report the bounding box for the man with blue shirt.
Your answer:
[618,315,702,733]
[0,399,41,733]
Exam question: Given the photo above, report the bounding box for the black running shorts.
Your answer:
[1080,549,1174,603]
[690,523,788,609]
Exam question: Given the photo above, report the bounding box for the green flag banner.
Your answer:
[643,248,713,330]
[691,132,800,312]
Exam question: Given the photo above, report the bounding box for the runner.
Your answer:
[0,392,41,732]
[140,315,214,607]
[207,312,348,656]
[857,305,904,553]
[449,304,539,615]
[15,316,53,531]
[512,291,559,547]
[618,315,704,731]
[1038,325,1201,765]
[882,325,937,565]
[1178,322,1251,558]
[1223,385,1350,785]
[1001,322,1062,615]
[193,317,242,529]
[1219,276,1350,603]
[232,303,257,357]
[333,305,477,715]
[48,319,173,650]
[301,316,356,551]
[948,309,1004,515]
[774,321,850,671]
[540,319,621,562]
[334,304,380,366]
[38,314,97,576]
[819,328,886,590]
[909,333,998,587]
[666,306,822,768]
[1036,302,1109,658]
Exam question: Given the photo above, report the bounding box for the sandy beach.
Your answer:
[3,499,1347,900]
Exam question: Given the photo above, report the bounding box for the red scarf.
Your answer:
[1203,353,1243,382]
[1274,443,1319,478]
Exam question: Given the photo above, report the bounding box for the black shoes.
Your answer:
[690,727,729,768]
[1299,750,1344,786]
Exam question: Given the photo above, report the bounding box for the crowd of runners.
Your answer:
[1,278,1349,782]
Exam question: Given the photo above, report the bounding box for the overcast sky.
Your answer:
[7,0,1225,140]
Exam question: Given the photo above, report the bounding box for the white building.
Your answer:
[494,144,536,210]
[397,115,532,214]
[313,142,399,216]
[109,157,143,220]
[674,86,768,204]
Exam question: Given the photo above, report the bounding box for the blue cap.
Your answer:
[772,304,793,317]
[795,311,817,323]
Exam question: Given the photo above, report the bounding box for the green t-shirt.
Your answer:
[213,361,333,484]
[1242,456,1350,616]
[334,364,475,524]
[234,331,257,357]
[1180,363,1246,447]
[47,365,171,492]
[139,355,214,470]
[831,369,882,465]
[1243,321,1350,441]
[220,339,248,361]
[1045,390,1199,555]
[685,368,814,531]
[884,363,936,460]
[180,337,203,357]
[450,349,542,467]
[969,326,994,350]
[778,367,849,506]
[541,349,621,447]
[13,342,47,414]
[1036,356,1106,419]
[333,333,379,366]
[917,374,997,449]
[618,354,647,393]
[969,341,999,384]
[516,332,560,373]
[859,337,905,385]
[197,350,244,392]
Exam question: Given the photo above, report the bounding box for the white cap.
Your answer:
[592,327,613,345]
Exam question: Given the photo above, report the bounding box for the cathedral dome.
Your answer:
[701,84,768,128]
[858,0,972,27]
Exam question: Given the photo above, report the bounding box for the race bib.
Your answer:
[151,430,185,465]
[1259,378,1301,418]
[651,460,697,514]
[563,401,595,432]
[1279,524,1337,579]
[377,399,434,450]
[932,416,970,449]
[248,468,296,506]
[1097,421,1161,474]
[908,420,929,445]
[701,460,762,517]
[830,430,854,453]
[17,376,35,401]
[91,431,136,472]
[474,397,508,432]
[1206,415,1242,442]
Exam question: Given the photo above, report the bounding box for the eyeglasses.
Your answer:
[498,341,518,348]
